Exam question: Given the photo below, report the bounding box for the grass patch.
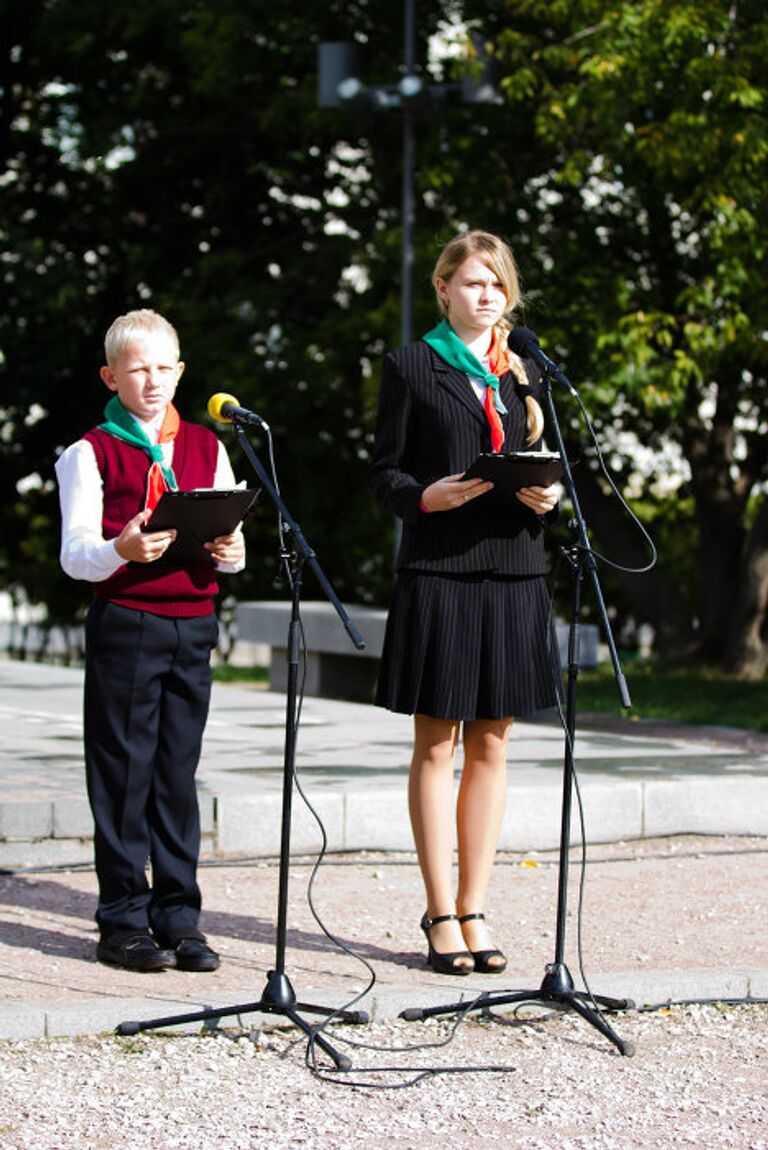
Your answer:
[577,661,768,732]
[212,663,269,685]
[211,658,767,732]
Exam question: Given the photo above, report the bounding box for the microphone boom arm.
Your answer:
[541,379,631,708]
[231,422,365,652]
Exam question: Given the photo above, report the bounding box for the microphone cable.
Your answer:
[544,555,603,1012]
[251,424,390,1070]
[287,571,528,1083]
[537,364,667,1042]
[225,391,659,1082]
[254,426,564,1084]
[559,385,658,576]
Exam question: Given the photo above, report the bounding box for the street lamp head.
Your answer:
[337,77,366,103]
[317,41,361,108]
[398,74,424,102]
[461,36,502,105]
[461,75,503,105]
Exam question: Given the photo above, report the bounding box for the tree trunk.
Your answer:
[723,499,768,678]
[682,374,750,665]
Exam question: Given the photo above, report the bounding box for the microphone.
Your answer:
[207,392,270,430]
[507,327,576,393]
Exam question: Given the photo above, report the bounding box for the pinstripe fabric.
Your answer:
[376,572,559,720]
[369,341,550,576]
[370,339,561,720]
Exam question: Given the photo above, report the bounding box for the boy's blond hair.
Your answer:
[104,309,180,367]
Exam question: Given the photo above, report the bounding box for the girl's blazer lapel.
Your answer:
[427,346,488,428]
[426,345,518,432]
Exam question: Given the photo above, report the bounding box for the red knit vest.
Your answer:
[83,421,220,617]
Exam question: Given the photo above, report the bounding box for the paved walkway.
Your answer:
[0,656,766,1041]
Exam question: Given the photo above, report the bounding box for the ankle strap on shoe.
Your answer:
[458,912,486,924]
[422,912,459,930]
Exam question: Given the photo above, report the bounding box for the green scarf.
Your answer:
[422,318,508,415]
[98,395,178,490]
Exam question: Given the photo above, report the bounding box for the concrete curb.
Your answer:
[3,770,768,870]
[2,968,766,1041]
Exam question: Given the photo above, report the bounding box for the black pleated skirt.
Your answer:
[375,571,561,721]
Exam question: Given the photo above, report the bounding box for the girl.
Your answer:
[370,231,560,975]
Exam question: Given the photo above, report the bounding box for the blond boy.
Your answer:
[56,309,244,972]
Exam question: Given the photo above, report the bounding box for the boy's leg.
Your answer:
[84,601,170,941]
[147,612,218,948]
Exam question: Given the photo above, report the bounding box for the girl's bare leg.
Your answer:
[456,717,513,962]
[408,713,470,962]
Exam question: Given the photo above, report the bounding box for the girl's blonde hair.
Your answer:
[432,230,544,444]
[104,309,180,367]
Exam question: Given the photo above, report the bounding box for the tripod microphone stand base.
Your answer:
[399,961,635,1056]
[116,969,367,1071]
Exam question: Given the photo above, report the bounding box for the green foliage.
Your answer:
[1,0,767,675]
[211,664,269,685]
[458,0,768,672]
[1,0,432,612]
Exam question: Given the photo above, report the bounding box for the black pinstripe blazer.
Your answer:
[369,340,552,576]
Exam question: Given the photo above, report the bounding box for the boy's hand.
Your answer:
[205,529,245,565]
[114,510,177,563]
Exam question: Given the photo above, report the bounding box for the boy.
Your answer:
[56,309,245,972]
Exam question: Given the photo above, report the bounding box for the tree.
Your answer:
[449,0,768,675]
[2,0,767,678]
[0,0,448,629]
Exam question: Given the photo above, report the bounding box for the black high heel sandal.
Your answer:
[420,912,475,976]
[458,912,508,974]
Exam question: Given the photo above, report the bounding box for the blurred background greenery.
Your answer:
[2,1,767,705]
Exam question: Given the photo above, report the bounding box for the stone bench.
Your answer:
[236,600,387,702]
[236,599,600,703]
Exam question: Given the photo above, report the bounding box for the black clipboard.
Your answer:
[463,451,565,499]
[143,488,259,562]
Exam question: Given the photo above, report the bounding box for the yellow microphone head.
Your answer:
[207,392,239,422]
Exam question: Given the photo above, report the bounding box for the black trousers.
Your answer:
[84,600,218,941]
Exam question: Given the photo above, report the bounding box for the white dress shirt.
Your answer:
[55,411,246,581]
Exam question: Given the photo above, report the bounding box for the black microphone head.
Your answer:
[507,326,540,357]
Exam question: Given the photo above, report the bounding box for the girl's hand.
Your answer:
[420,473,494,512]
[516,484,560,515]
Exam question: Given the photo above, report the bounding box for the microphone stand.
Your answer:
[117,417,368,1071]
[399,365,636,1057]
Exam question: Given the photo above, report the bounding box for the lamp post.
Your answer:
[318,5,499,346]
[401,0,417,346]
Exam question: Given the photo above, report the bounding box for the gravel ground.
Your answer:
[0,835,767,1149]
[0,1003,766,1149]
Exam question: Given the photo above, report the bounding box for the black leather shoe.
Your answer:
[97,932,177,972]
[174,938,220,972]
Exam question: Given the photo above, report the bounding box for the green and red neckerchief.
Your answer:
[423,318,509,452]
[99,395,180,511]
